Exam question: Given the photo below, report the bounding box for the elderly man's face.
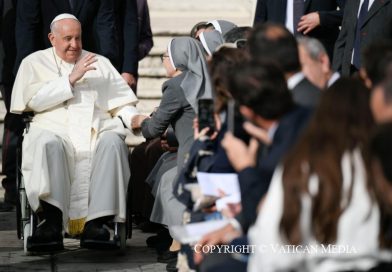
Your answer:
[298,45,328,89]
[49,19,82,63]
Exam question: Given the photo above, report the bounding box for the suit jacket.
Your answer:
[235,106,312,233]
[114,0,139,75]
[291,76,321,108]
[0,0,16,108]
[332,0,392,76]
[15,0,117,73]
[254,0,346,60]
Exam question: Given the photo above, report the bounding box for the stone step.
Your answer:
[137,77,165,99]
[149,0,255,34]
[136,98,161,116]
[139,55,166,77]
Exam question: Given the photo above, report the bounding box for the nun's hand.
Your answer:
[131,114,148,130]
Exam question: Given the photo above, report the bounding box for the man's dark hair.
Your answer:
[362,40,392,86]
[248,22,300,74]
[223,26,252,43]
[190,21,208,38]
[371,122,392,181]
[229,61,294,119]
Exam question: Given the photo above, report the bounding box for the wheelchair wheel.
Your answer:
[23,222,32,255]
[119,223,127,250]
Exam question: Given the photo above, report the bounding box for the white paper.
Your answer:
[196,172,240,197]
[169,219,229,244]
[215,193,241,211]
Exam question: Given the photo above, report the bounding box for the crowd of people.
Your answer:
[1,1,392,272]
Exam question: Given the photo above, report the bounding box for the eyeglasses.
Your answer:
[160,54,169,62]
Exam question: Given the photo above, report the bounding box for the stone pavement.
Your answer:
[0,204,167,272]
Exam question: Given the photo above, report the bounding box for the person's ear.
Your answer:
[320,53,330,74]
[48,33,56,46]
[359,68,372,89]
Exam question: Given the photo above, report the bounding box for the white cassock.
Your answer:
[11,48,139,235]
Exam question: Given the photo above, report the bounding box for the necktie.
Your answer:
[353,0,370,69]
[293,0,304,35]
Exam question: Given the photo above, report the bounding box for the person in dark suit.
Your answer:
[332,0,392,76]
[253,0,345,60]
[14,0,118,73]
[0,0,24,212]
[114,0,139,91]
[248,22,321,108]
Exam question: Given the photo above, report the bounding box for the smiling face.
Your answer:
[48,18,82,63]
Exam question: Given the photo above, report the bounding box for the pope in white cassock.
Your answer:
[10,13,139,249]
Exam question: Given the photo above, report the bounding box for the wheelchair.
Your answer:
[15,118,129,254]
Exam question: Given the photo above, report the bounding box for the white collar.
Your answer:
[327,72,340,87]
[287,72,305,90]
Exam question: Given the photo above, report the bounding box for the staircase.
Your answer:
[136,0,255,115]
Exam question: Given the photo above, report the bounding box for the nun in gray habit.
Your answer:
[199,30,224,57]
[140,37,212,227]
[208,19,237,36]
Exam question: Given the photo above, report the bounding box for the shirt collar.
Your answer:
[268,122,279,142]
[327,72,340,87]
[287,72,305,90]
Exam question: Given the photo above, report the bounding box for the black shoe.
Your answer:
[146,228,172,250]
[0,201,14,212]
[28,219,64,251]
[166,257,178,272]
[81,220,110,242]
[31,219,63,243]
[158,250,179,263]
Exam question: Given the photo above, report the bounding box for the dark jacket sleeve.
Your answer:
[95,0,118,67]
[318,0,346,28]
[141,84,182,139]
[235,166,273,233]
[121,0,139,74]
[137,0,153,61]
[253,0,268,26]
[332,1,350,72]
[14,0,41,74]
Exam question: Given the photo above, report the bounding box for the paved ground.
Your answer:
[0,187,167,272]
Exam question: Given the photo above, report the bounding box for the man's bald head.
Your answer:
[248,23,300,74]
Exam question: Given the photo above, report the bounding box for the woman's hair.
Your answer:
[370,123,392,248]
[208,47,249,113]
[280,78,374,245]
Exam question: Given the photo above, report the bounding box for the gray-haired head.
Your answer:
[297,36,327,61]
[50,13,80,33]
[168,37,212,112]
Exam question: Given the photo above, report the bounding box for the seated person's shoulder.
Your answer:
[162,72,187,91]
